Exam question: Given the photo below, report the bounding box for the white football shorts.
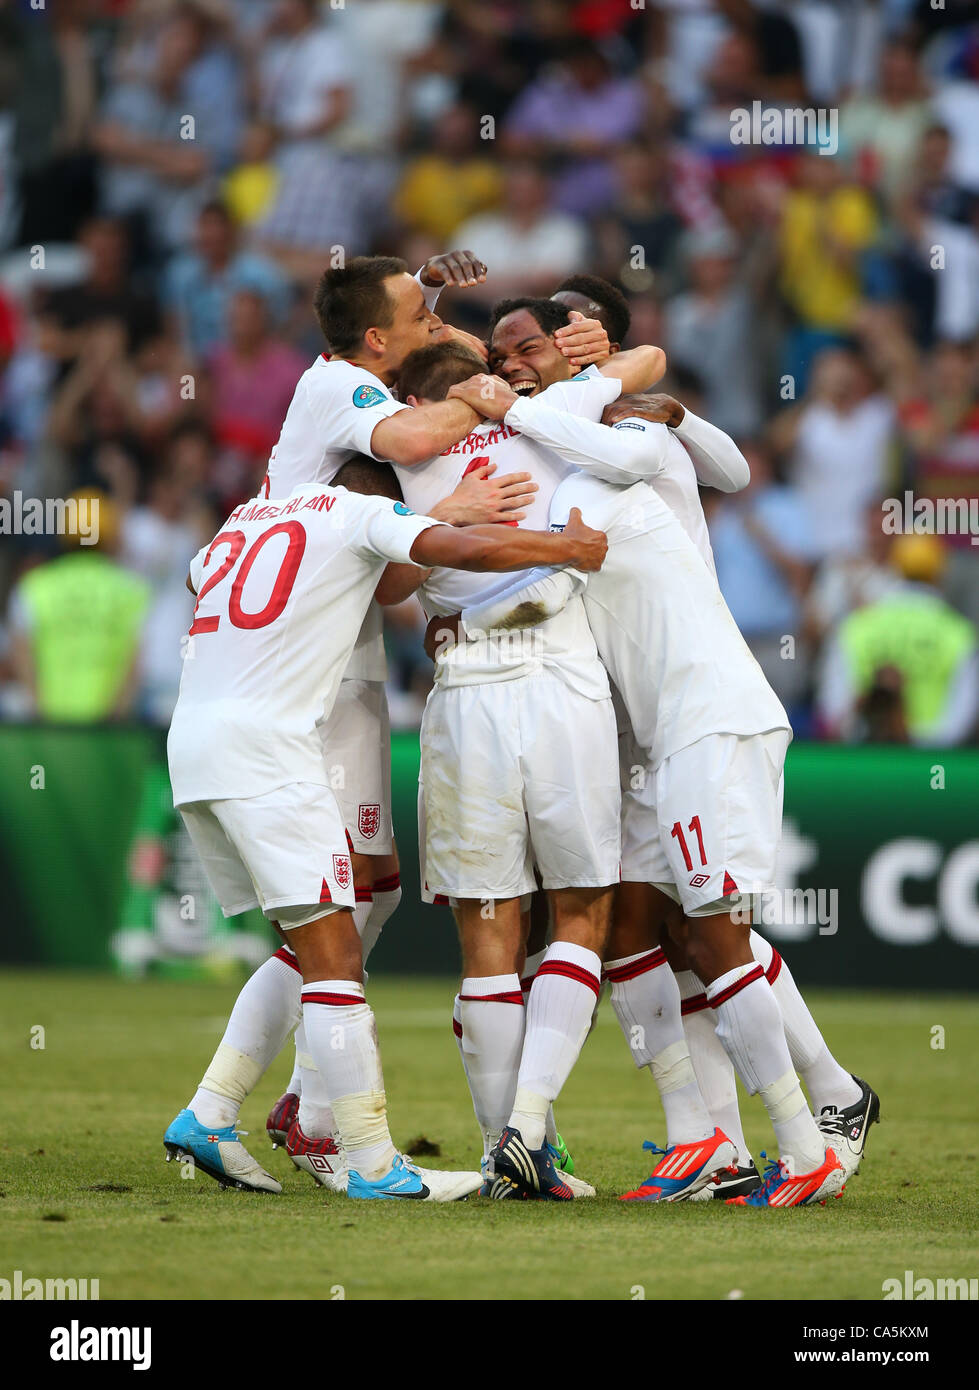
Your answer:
[420,673,621,899]
[620,729,790,918]
[179,781,356,926]
[318,677,393,855]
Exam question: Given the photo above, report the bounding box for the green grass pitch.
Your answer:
[2,969,977,1301]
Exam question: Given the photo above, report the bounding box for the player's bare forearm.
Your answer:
[410,509,606,573]
[599,344,667,394]
[370,398,481,466]
[374,561,431,606]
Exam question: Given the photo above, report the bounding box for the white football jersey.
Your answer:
[167,485,443,806]
[263,355,408,495]
[262,355,410,681]
[394,372,621,698]
[464,472,790,768]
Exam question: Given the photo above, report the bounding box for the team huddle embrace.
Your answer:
[163,252,880,1208]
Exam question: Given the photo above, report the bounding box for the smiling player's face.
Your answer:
[488,309,573,398]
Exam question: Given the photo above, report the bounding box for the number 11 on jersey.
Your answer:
[670,816,707,872]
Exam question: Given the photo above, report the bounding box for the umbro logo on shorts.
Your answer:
[689,873,710,888]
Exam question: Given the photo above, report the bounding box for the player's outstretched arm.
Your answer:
[446,373,671,484]
[604,394,751,492]
[465,565,581,634]
[370,397,481,467]
[409,507,606,574]
[422,564,582,661]
[671,407,751,492]
[596,343,666,394]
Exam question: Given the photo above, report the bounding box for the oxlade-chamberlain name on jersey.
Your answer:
[167,486,446,810]
[393,369,625,699]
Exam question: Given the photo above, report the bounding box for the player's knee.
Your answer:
[683,931,719,985]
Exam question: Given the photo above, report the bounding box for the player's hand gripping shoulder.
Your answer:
[446,372,517,420]
[603,392,685,428]
[429,460,538,525]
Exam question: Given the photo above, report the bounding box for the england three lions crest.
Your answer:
[358,803,381,840]
[333,854,352,890]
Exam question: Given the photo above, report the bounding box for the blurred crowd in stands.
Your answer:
[0,0,977,744]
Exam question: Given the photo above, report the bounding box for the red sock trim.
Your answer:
[373,872,401,893]
[680,990,710,1016]
[603,948,666,984]
[301,991,365,1007]
[458,990,524,1005]
[536,958,601,997]
[766,947,783,985]
[452,1016,463,1038]
[354,886,374,903]
[708,963,765,1009]
[273,946,300,973]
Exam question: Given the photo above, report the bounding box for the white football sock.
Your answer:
[190,948,301,1128]
[749,931,862,1114]
[707,963,825,1173]
[606,950,714,1147]
[301,979,395,1181]
[674,970,751,1166]
[520,949,560,1147]
[510,941,600,1150]
[278,902,370,1144]
[294,1019,337,1140]
[459,975,525,1159]
[363,871,401,963]
[285,1039,303,1098]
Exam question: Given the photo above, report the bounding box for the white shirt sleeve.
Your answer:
[346,496,446,565]
[462,566,583,636]
[303,370,409,459]
[672,409,751,493]
[189,544,209,594]
[535,370,622,420]
[505,395,670,485]
[414,269,443,313]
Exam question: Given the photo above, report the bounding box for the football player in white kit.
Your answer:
[544,278,879,1199]
[162,470,610,1200]
[592,390,881,1198]
[388,307,667,1199]
[179,250,610,1191]
[437,373,853,1208]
